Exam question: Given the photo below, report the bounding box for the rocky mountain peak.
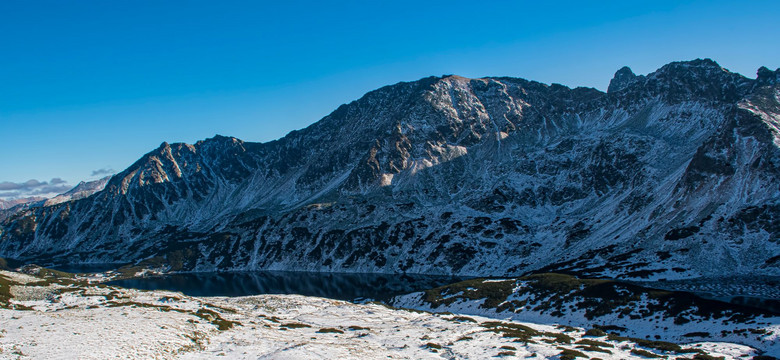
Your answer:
[606,58,754,103]
[607,66,639,93]
[199,134,242,145]
[650,58,730,78]
[757,66,780,86]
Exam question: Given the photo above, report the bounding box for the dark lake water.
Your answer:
[630,276,780,314]
[106,271,470,301]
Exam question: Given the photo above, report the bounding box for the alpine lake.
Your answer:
[48,263,471,302]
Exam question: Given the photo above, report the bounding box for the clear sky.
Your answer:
[1,0,778,200]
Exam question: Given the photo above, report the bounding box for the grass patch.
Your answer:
[204,303,237,314]
[630,349,664,358]
[584,328,607,337]
[347,325,369,331]
[557,325,578,332]
[482,321,539,343]
[317,327,344,334]
[482,321,573,344]
[0,273,17,308]
[546,332,575,344]
[280,322,311,329]
[575,339,614,348]
[558,347,588,360]
[194,308,239,331]
[690,355,726,360]
[103,300,239,331]
[423,343,442,350]
[448,315,477,323]
[423,278,515,309]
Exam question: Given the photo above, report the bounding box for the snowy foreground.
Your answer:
[0,270,769,359]
[391,276,780,358]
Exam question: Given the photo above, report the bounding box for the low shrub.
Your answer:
[317,328,344,334]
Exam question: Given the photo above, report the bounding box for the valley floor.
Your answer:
[0,271,765,360]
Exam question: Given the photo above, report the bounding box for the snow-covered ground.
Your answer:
[391,277,780,358]
[0,270,767,359]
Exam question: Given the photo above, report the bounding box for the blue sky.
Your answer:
[1,0,778,199]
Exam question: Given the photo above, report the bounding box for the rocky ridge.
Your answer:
[1,59,778,281]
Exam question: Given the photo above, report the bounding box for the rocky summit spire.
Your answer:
[607,66,639,93]
[756,66,780,86]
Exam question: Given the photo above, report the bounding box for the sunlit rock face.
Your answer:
[1,59,779,280]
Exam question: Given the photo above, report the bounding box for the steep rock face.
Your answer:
[1,59,778,279]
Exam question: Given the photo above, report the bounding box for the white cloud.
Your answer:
[91,168,115,177]
[0,178,72,201]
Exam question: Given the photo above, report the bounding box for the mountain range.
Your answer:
[1,59,778,280]
[0,198,45,211]
[0,177,110,223]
